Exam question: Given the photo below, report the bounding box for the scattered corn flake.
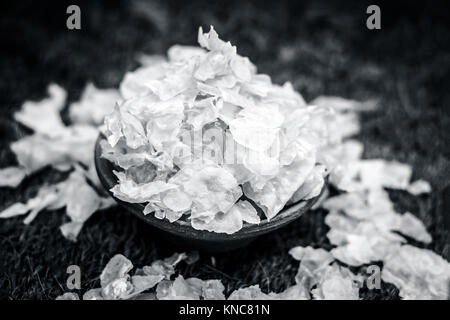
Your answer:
[229,283,309,300]
[142,252,187,280]
[357,159,412,190]
[131,273,165,296]
[394,212,432,244]
[0,168,112,240]
[59,222,84,241]
[79,253,190,300]
[64,170,102,221]
[382,245,450,300]
[99,255,134,300]
[135,53,167,66]
[99,196,117,210]
[156,276,202,300]
[228,285,270,300]
[58,169,111,240]
[0,166,27,187]
[10,125,98,174]
[82,288,104,300]
[322,188,394,220]
[201,279,226,300]
[322,181,433,266]
[331,112,361,141]
[102,277,134,300]
[321,139,364,191]
[0,184,59,223]
[311,95,378,114]
[0,202,30,219]
[14,83,67,137]
[52,245,365,301]
[330,232,403,266]
[324,208,406,266]
[69,83,121,125]
[311,264,359,300]
[100,254,134,288]
[407,179,432,195]
[4,80,119,241]
[310,187,329,210]
[289,246,334,290]
[154,280,173,299]
[56,292,80,300]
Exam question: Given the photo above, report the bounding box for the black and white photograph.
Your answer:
[0,0,449,306]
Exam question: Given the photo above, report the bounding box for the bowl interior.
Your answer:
[95,135,326,242]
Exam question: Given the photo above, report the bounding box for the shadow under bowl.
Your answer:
[95,135,326,252]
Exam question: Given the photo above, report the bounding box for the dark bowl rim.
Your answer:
[95,135,326,241]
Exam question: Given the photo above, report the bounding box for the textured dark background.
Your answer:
[0,0,449,300]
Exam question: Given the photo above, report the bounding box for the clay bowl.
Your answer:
[94,135,326,252]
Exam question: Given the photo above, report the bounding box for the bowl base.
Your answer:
[152,227,258,253]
